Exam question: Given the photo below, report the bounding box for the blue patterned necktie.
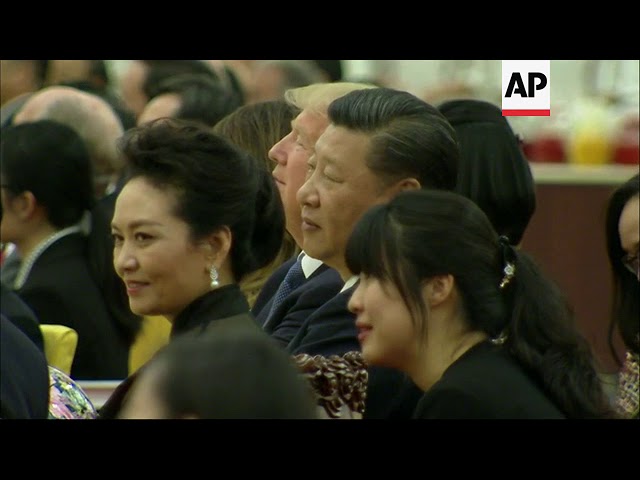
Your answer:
[263,255,306,329]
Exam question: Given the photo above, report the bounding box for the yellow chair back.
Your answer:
[40,324,79,375]
[129,315,171,374]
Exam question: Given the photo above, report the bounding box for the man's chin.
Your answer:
[301,242,333,265]
[301,241,321,260]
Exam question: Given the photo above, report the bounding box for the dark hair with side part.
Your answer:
[605,173,640,362]
[327,87,459,190]
[143,327,318,419]
[117,118,285,281]
[147,73,243,128]
[438,99,536,245]
[345,189,614,418]
[140,60,220,99]
[0,120,94,228]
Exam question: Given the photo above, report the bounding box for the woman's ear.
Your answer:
[204,226,232,266]
[423,274,455,308]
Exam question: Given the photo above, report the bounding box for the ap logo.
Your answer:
[502,60,550,116]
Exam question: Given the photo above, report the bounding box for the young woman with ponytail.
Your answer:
[346,189,615,419]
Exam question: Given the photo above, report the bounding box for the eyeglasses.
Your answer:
[622,252,639,279]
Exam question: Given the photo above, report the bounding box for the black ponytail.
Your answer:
[346,189,616,418]
[501,249,615,418]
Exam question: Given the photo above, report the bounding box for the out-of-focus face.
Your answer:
[118,362,169,419]
[348,275,418,370]
[137,93,182,126]
[111,177,212,321]
[619,194,639,281]
[119,61,148,118]
[269,109,328,247]
[0,60,38,107]
[250,65,284,104]
[296,124,395,277]
[47,60,92,85]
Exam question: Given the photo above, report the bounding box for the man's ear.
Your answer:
[383,177,421,200]
[397,177,421,192]
[423,274,455,308]
[13,191,39,221]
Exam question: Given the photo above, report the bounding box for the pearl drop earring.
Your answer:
[209,265,219,289]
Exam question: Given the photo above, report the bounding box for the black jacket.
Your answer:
[17,234,130,380]
[1,282,44,352]
[0,315,49,419]
[413,341,566,419]
[99,284,259,418]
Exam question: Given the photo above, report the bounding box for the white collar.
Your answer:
[340,275,359,293]
[300,252,323,279]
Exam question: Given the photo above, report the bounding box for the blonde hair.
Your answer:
[284,81,378,117]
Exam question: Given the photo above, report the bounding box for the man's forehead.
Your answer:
[315,125,369,160]
[296,110,327,136]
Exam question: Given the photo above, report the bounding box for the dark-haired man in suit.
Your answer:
[252,82,377,348]
[286,87,460,418]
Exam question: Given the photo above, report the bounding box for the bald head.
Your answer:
[14,86,125,196]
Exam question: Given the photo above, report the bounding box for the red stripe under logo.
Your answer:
[502,109,551,116]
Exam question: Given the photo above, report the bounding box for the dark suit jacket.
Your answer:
[252,257,294,318]
[1,282,44,352]
[287,283,423,419]
[0,190,117,289]
[252,258,343,348]
[16,233,130,381]
[413,341,566,419]
[0,315,49,419]
[99,284,259,418]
